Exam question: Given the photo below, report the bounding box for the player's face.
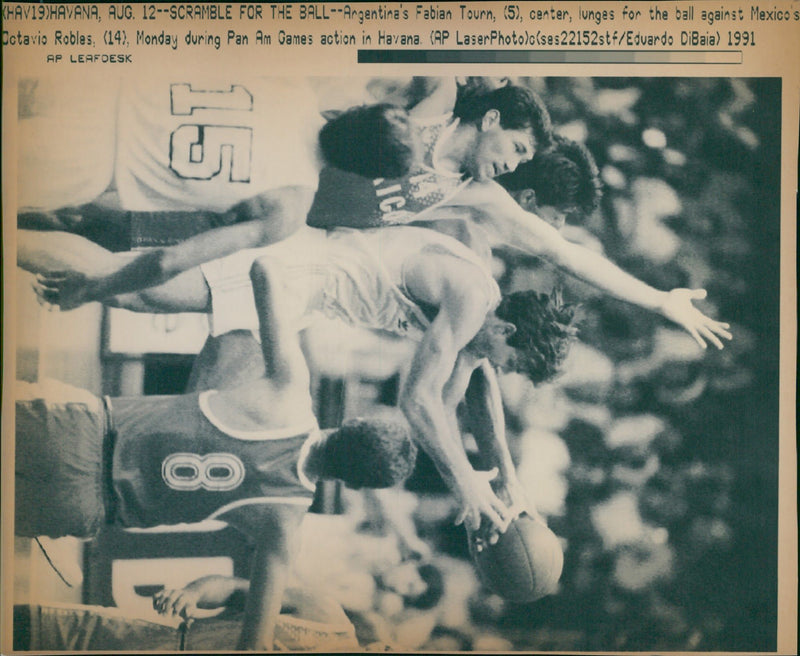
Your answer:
[535,205,570,230]
[469,113,536,182]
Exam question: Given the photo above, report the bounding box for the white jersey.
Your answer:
[114,75,324,212]
[17,74,120,211]
[202,226,501,341]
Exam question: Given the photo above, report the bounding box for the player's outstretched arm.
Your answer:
[32,186,313,309]
[457,183,732,349]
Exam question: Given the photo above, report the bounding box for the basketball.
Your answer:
[468,513,564,603]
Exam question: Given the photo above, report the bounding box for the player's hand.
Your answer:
[453,467,513,536]
[152,575,235,618]
[33,270,95,311]
[496,469,529,520]
[152,586,202,619]
[659,288,732,350]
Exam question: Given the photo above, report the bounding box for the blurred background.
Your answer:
[460,75,781,652]
[13,76,781,652]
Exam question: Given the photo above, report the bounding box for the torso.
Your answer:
[202,225,500,343]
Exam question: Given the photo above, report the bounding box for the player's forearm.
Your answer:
[190,575,249,609]
[237,547,289,650]
[401,391,477,493]
[86,220,266,301]
[82,249,170,301]
[553,240,667,312]
[464,364,516,478]
[501,211,665,311]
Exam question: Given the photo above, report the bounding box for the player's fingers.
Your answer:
[175,599,194,619]
[169,593,186,615]
[690,288,708,300]
[483,505,507,533]
[465,508,483,533]
[710,322,733,341]
[492,494,514,525]
[33,282,61,298]
[454,507,467,527]
[35,288,61,304]
[154,590,172,613]
[687,327,706,349]
[157,590,177,614]
[698,325,724,350]
[486,467,499,481]
[33,279,56,291]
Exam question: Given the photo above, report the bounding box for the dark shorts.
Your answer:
[15,381,111,539]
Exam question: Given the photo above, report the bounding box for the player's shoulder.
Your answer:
[447,179,513,209]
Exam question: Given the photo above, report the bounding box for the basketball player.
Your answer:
[15,258,418,651]
[17,73,422,306]
[29,127,731,527]
[25,81,552,309]
[36,218,576,547]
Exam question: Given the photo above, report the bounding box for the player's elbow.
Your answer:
[399,390,426,423]
[399,388,440,435]
[151,248,184,283]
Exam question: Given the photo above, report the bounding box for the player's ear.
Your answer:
[481,109,501,131]
[516,188,537,212]
[494,320,516,337]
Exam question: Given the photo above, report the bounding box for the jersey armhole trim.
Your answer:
[199,390,318,441]
[208,496,314,521]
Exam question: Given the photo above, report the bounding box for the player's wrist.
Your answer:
[652,289,672,314]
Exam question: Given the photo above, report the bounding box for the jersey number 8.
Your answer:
[162,452,246,492]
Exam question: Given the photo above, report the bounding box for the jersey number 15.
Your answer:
[169,83,253,183]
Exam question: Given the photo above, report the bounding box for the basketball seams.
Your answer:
[474,514,540,602]
[514,515,537,598]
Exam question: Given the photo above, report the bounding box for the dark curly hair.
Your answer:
[319,103,418,180]
[497,135,602,216]
[495,288,580,384]
[316,418,418,489]
[453,85,553,152]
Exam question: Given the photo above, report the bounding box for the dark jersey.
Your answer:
[306,114,471,230]
[110,392,316,529]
